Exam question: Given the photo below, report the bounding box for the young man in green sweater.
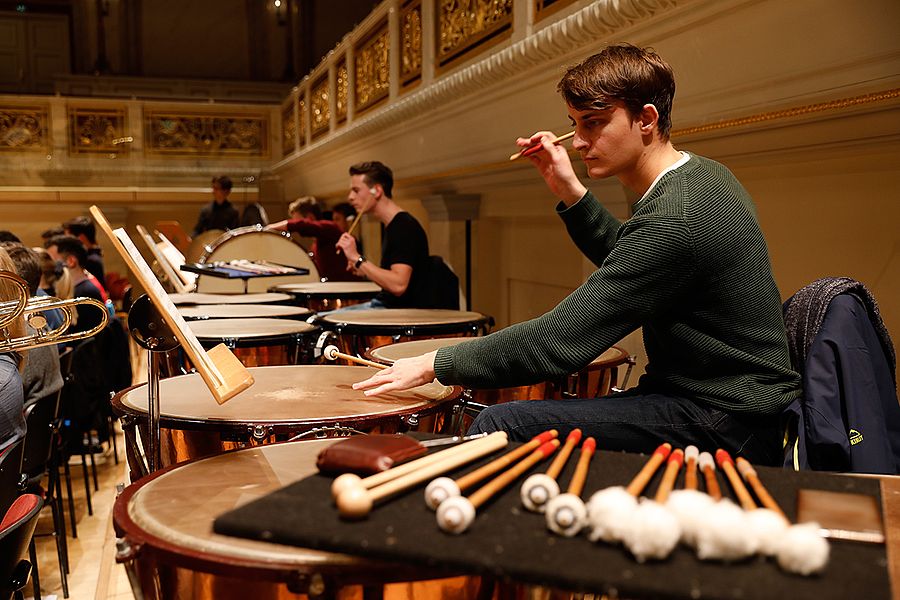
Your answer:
[354,45,801,464]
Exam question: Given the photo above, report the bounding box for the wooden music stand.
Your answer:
[135,225,192,295]
[155,220,190,254]
[91,205,254,405]
[156,230,197,290]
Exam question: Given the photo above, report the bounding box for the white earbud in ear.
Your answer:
[369,188,377,195]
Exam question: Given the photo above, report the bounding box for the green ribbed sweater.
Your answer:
[434,154,801,415]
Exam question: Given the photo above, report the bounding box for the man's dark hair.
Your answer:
[557,44,675,138]
[349,161,394,198]
[288,196,321,220]
[212,175,233,192]
[63,215,98,244]
[41,227,65,246]
[0,230,20,243]
[0,242,40,294]
[48,234,87,267]
[331,202,357,219]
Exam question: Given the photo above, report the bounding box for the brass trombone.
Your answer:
[0,270,110,352]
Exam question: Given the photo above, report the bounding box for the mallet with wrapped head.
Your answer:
[544,436,596,537]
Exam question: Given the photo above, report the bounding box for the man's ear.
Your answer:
[638,104,659,134]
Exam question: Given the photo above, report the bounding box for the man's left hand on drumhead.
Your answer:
[353,352,438,396]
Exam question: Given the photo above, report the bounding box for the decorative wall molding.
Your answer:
[0,105,51,153]
[276,0,683,168]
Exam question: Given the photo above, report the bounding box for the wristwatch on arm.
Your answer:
[354,255,367,270]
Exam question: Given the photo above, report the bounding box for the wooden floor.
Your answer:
[28,427,133,600]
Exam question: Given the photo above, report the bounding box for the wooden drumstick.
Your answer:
[509,131,575,161]
[715,449,756,511]
[545,437,597,537]
[331,431,504,499]
[653,448,684,504]
[625,443,672,497]
[335,204,365,254]
[684,445,699,490]
[425,429,558,509]
[520,429,581,512]
[698,451,722,500]
[336,431,509,519]
[437,439,560,533]
[736,457,788,520]
[323,344,386,369]
[566,436,596,497]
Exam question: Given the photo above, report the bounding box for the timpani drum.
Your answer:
[185,229,223,264]
[111,365,462,475]
[316,309,492,358]
[197,227,319,293]
[270,281,382,312]
[559,346,632,398]
[187,318,319,367]
[178,304,314,321]
[168,292,294,305]
[113,440,484,600]
[365,337,549,404]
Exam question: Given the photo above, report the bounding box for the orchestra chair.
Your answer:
[0,493,43,600]
[19,390,69,598]
[781,279,900,474]
[0,440,24,522]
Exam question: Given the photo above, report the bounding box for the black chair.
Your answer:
[0,494,43,600]
[0,440,24,521]
[20,391,69,598]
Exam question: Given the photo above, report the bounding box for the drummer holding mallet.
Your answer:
[352,44,800,466]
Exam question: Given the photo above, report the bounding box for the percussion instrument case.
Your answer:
[214,440,890,599]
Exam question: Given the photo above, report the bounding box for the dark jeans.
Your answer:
[468,393,784,466]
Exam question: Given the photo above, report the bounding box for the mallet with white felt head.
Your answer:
[520,428,582,512]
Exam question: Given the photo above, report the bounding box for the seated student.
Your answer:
[335,162,431,309]
[0,247,26,455]
[46,235,108,334]
[1,243,63,409]
[267,197,356,282]
[64,216,105,285]
[353,45,801,465]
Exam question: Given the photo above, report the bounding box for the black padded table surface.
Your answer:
[214,443,891,599]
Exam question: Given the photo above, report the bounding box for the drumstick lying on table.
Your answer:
[545,436,596,537]
[698,451,722,500]
[323,344,386,370]
[509,131,575,161]
[437,439,561,534]
[331,431,503,499]
[520,428,582,512]
[336,431,509,519]
[425,429,558,509]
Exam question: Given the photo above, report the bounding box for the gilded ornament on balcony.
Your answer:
[0,106,49,152]
[144,111,268,157]
[311,76,330,137]
[355,21,390,113]
[68,107,127,154]
[336,60,349,123]
[437,0,513,67]
[298,97,307,147]
[282,102,296,156]
[534,0,577,21]
[401,0,422,87]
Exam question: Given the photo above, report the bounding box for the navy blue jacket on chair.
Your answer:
[783,292,900,473]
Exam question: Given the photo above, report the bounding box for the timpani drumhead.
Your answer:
[179,304,313,321]
[168,292,293,305]
[320,309,489,331]
[114,365,457,425]
[120,440,373,566]
[188,318,317,342]
[270,281,381,298]
[368,337,473,364]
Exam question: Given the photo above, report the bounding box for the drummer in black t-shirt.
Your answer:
[335,161,430,309]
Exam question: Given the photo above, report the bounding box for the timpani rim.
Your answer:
[179,304,314,321]
[269,281,382,297]
[188,317,319,340]
[318,309,491,328]
[366,337,474,365]
[115,441,438,581]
